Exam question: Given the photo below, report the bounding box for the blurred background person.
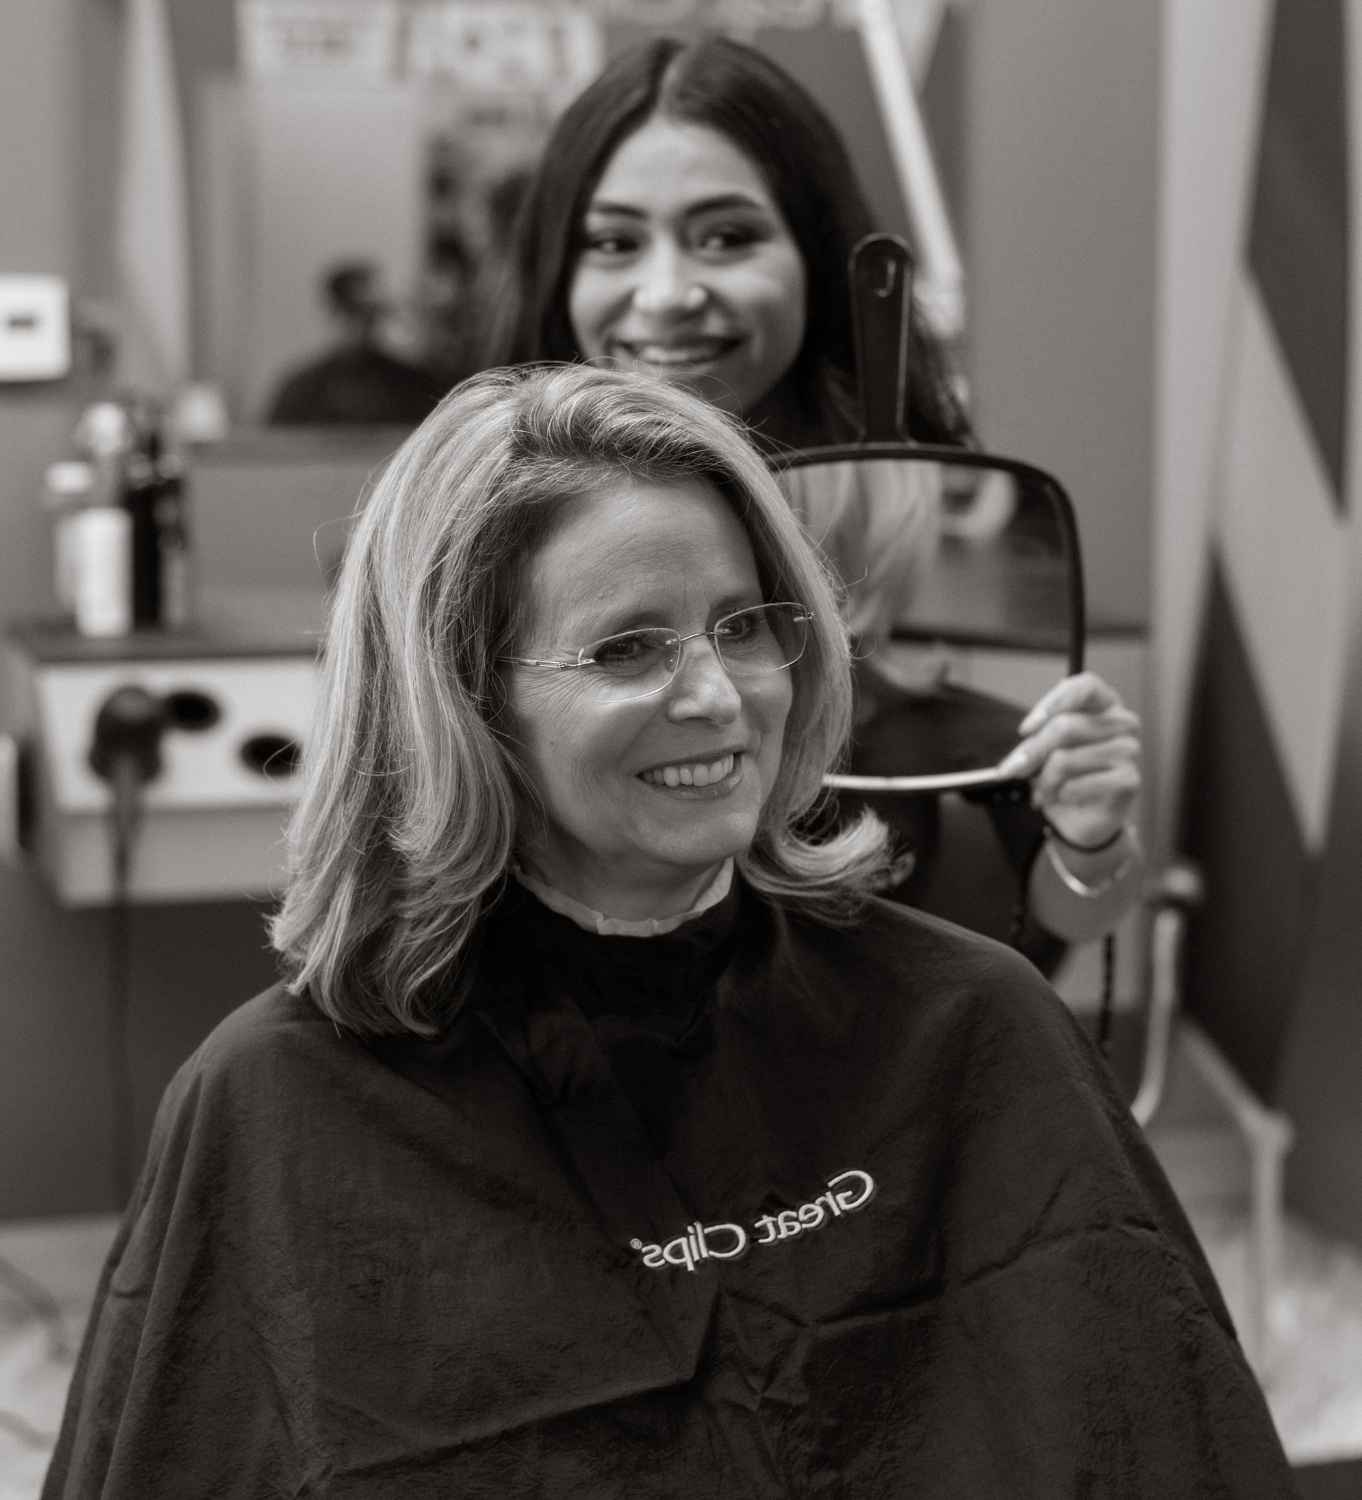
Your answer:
[264,258,444,428]
[416,227,480,391]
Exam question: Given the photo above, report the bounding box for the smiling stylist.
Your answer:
[43,367,1291,1498]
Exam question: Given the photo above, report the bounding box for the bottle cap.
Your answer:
[43,460,95,506]
[170,382,229,445]
[73,401,134,458]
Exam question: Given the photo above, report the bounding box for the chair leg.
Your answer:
[1130,862,1204,1127]
[1246,1112,1293,1375]
[1178,1020,1294,1372]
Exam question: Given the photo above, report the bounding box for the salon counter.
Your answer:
[3,586,326,906]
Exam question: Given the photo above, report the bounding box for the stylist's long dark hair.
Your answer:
[484,33,971,452]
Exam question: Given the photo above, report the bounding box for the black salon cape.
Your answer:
[44,881,1294,1498]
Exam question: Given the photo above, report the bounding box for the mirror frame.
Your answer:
[771,441,1087,795]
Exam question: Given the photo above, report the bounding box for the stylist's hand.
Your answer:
[997,672,1141,848]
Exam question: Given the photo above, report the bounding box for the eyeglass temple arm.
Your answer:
[498,656,579,670]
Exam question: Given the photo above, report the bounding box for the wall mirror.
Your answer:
[92,0,959,443]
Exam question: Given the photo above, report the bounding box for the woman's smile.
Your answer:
[637,749,743,791]
[607,336,745,376]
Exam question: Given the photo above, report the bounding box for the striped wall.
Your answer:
[1157,0,1362,1243]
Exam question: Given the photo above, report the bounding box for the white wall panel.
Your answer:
[1152,0,1273,851]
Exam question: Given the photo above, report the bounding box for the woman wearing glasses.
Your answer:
[44,366,1290,1497]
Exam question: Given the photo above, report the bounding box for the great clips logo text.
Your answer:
[629,1169,877,1274]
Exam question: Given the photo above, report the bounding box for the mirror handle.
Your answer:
[850,234,914,443]
[825,767,1014,794]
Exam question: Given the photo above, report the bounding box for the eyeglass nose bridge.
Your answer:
[619,606,808,702]
[655,625,736,695]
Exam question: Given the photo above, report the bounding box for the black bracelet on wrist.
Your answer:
[1042,817,1128,855]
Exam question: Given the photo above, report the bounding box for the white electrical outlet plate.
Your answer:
[34,659,316,814]
[0,274,71,381]
[26,656,317,903]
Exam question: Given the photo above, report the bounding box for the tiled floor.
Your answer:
[1191,1205,1362,1465]
[0,1214,114,1500]
[2,1205,1361,1495]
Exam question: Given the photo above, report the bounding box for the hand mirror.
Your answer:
[770,234,1087,797]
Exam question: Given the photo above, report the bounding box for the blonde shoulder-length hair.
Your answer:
[271,363,888,1035]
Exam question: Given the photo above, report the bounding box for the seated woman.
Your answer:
[43,366,1291,1497]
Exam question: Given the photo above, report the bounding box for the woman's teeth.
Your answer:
[640,752,737,789]
[620,340,734,367]
[635,344,718,365]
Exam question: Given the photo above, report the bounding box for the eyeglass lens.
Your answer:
[585,603,809,696]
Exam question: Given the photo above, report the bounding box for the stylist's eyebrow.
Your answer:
[586,192,767,217]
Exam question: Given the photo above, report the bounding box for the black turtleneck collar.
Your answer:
[464,876,751,1157]
[483,875,742,1045]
